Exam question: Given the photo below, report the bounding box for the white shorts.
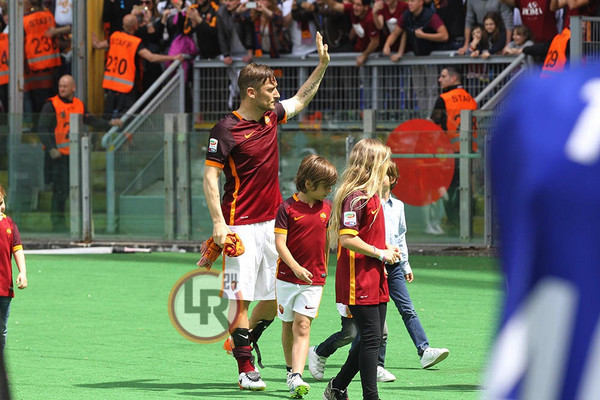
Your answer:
[276,279,324,322]
[336,302,352,318]
[221,220,278,302]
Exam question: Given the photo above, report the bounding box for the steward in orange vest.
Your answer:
[23,8,61,71]
[37,75,121,231]
[438,86,478,152]
[540,28,570,78]
[431,67,477,153]
[92,14,183,117]
[102,30,142,94]
[38,75,121,157]
[430,66,477,227]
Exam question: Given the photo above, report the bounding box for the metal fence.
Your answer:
[193,53,521,129]
[102,61,186,233]
[572,16,600,66]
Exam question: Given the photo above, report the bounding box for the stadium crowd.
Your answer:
[1,0,598,117]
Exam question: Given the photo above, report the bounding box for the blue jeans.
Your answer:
[383,263,429,357]
[0,297,11,352]
[315,316,357,357]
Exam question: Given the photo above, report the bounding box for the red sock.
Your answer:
[233,345,254,373]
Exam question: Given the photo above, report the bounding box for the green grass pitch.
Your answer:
[5,253,501,399]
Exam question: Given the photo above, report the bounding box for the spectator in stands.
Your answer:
[92,14,184,118]
[0,2,7,117]
[480,11,507,58]
[158,0,192,14]
[251,0,291,58]
[159,0,193,47]
[285,0,319,57]
[133,0,168,93]
[500,0,557,62]
[466,23,487,56]
[502,24,533,55]
[103,0,142,34]
[430,66,477,229]
[426,0,465,50]
[456,0,513,56]
[385,0,449,58]
[551,0,599,30]
[48,0,73,76]
[374,0,408,55]
[539,0,599,76]
[385,0,448,113]
[312,0,354,52]
[217,0,254,109]
[23,0,61,128]
[325,0,382,66]
[0,1,7,163]
[187,0,221,59]
[37,75,123,232]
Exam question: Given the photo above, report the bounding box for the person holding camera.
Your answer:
[184,0,221,59]
[250,0,291,58]
[324,0,382,66]
[132,0,168,93]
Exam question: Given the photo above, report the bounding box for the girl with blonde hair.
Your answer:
[323,138,400,400]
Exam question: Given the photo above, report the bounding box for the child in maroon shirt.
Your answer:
[0,184,27,352]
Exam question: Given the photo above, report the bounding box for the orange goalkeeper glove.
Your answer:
[197,233,245,269]
[197,237,222,269]
[223,232,245,257]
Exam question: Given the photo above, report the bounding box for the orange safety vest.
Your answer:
[0,33,8,85]
[102,31,141,93]
[23,66,54,91]
[541,28,570,78]
[50,95,84,155]
[23,10,62,71]
[440,87,478,152]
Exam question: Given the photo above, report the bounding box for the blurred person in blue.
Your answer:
[485,68,600,399]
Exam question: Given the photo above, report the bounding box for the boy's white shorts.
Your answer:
[221,220,277,302]
[276,279,324,321]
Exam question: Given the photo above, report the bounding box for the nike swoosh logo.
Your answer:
[244,131,255,139]
[240,335,249,340]
[304,306,315,309]
[294,216,305,221]
[371,208,379,215]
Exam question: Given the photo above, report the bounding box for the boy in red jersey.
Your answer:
[203,32,330,390]
[0,185,27,352]
[274,154,338,399]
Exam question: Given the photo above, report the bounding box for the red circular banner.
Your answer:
[386,119,455,206]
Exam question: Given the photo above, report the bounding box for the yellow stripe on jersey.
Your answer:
[349,250,356,305]
[205,159,224,170]
[227,155,241,225]
[274,228,287,235]
[13,245,23,252]
[340,228,358,236]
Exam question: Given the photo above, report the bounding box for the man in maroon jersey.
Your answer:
[203,32,330,390]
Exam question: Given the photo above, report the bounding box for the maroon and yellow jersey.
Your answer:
[274,194,332,286]
[205,103,287,225]
[0,214,22,298]
[335,191,389,305]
